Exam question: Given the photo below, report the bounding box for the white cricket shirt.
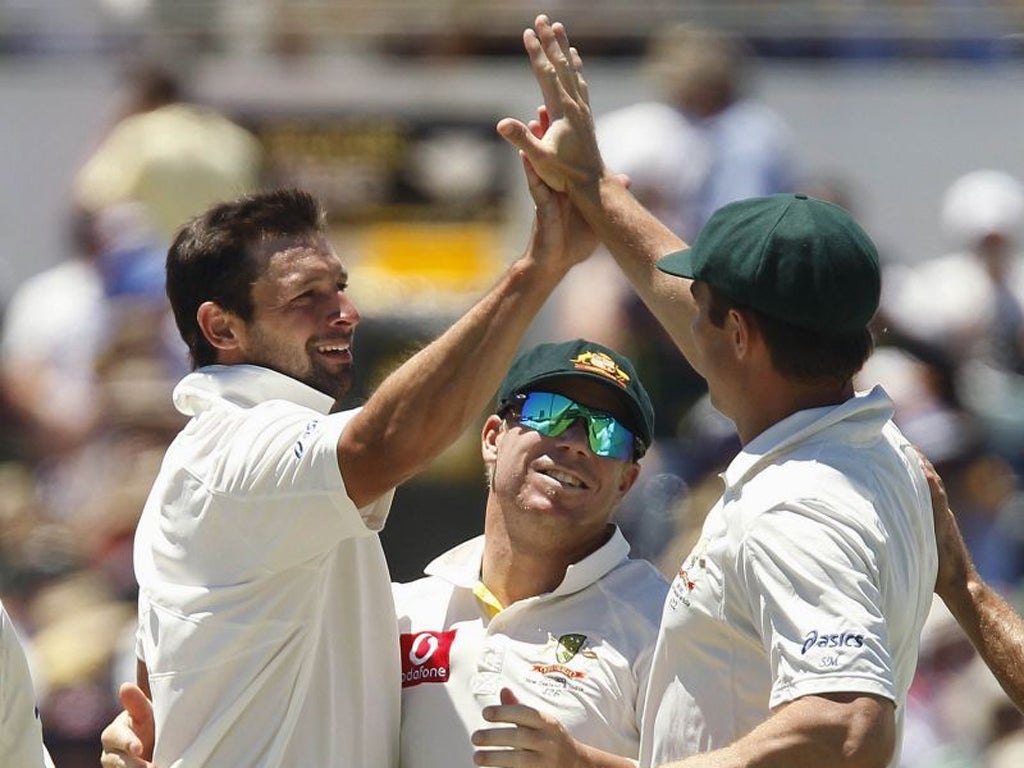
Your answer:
[640,386,937,767]
[393,527,668,768]
[134,365,398,767]
[1,601,53,768]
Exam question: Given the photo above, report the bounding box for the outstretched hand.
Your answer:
[498,15,605,195]
[100,683,156,768]
[522,105,610,269]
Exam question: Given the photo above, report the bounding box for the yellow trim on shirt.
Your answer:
[473,581,505,618]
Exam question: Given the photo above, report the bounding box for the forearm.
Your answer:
[576,744,637,768]
[568,174,698,361]
[942,573,1024,712]
[657,694,894,768]
[340,252,564,506]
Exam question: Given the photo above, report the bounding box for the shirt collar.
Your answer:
[721,384,896,491]
[172,364,336,416]
[424,526,632,601]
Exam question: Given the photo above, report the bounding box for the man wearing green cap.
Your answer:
[101,338,668,768]
[489,15,938,768]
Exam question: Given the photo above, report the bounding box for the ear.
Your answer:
[481,414,504,467]
[727,307,756,360]
[196,301,244,360]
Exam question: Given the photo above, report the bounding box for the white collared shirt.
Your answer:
[135,365,398,768]
[1,601,53,768]
[393,527,668,768]
[640,386,937,767]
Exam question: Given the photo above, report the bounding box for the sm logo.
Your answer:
[400,631,457,688]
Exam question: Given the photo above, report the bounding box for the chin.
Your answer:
[307,370,353,402]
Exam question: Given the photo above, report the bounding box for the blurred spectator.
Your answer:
[883,169,1024,370]
[595,23,798,244]
[0,206,180,465]
[73,59,263,245]
[856,344,1024,590]
[881,169,1024,459]
[641,23,798,234]
[1,209,112,461]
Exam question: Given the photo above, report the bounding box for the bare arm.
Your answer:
[659,693,894,768]
[339,155,597,508]
[497,15,699,361]
[922,455,1024,713]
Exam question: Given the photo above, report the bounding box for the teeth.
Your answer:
[317,345,348,353]
[545,469,584,488]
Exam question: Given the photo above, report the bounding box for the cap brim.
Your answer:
[656,248,697,278]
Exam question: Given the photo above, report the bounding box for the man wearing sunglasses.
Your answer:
[492,15,938,768]
[395,338,667,767]
[100,338,668,767]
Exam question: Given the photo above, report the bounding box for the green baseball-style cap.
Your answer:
[497,338,655,450]
[657,193,881,333]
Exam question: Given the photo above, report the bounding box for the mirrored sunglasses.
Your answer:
[509,390,641,461]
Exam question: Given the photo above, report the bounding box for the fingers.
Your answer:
[101,711,142,756]
[497,118,540,153]
[499,686,520,706]
[522,154,552,207]
[569,47,589,104]
[535,17,583,107]
[524,28,563,120]
[120,682,153,727]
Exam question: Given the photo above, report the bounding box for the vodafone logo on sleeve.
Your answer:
[400,630,456,688]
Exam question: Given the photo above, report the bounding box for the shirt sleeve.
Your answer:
[737,500,896,710]
[191,403,394,573]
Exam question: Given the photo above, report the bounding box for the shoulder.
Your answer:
[392,575,455,626]
[595,558,669,629]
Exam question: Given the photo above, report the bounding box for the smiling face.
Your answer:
[233,237,360,402]
[482,377,641,556]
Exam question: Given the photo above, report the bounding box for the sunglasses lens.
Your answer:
[519,392,576,435]
[587,415,635,461]
[518,392,635,460]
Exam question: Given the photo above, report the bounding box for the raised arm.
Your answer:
[922,454,1024,713]
[338,154,597,508]
[497,14,698,360]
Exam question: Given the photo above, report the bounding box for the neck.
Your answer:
[479,502,612,608]
[734,377,854,445]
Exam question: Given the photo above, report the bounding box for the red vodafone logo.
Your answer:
[400,630,456,688]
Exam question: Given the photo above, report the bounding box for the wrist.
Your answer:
[510,246,570,288]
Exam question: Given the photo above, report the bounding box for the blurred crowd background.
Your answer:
[4,2,1024,766]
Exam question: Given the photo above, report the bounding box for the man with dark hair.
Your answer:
[484,16,938,768]
[121,172,595,767]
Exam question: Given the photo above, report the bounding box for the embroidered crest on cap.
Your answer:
[571,351,630,387]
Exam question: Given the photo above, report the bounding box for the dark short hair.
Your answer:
[706,284,873,384]
[166,189,326,368]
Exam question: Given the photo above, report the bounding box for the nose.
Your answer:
[556,418,591,455]
[330,290,360,328]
